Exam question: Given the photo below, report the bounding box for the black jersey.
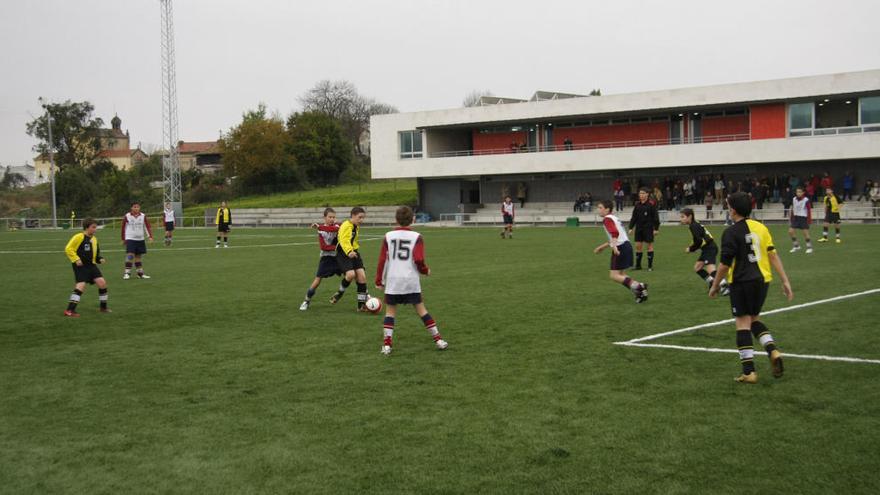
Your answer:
[629,200,660,231]
[687,221,716,252]
[720,219,775,284]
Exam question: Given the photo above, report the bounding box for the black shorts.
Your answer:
[316,256,343,278]
[790,216,809,230]
[165,221,175,231]
[73,263,103,284]
[610,241,634,270]
[217,222,230,233]
[825,212,841,224]
[503,214,514,225]
[125,240,147,255]
[634,226,655,243]
[336,250,365,273]
[385,293,422,305]
[729,279,769,317]
[698,244,718,265]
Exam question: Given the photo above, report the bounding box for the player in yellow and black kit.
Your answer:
[819,187,843,244]
[680,208,729,295]
[63,218,110,317]
[710,192,793,384]
[330,206,370,311]
[215,201,231,248]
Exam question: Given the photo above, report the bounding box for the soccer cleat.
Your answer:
[63,310,80,317]
[99,308,112,313]
[224,244,228,248]
[635,283,648,304]
[789,246,801,253]
[818,238,828,243]
[299,301,309,311]
[769,350,784,378]
[138,274,151,279]
[734,372,758,384]
[647,267,653,272]
[215,244,220,249]
[720,284,731,297]
[329,292,343,304]
[805,248,813,254]
[123,273,131,280]
[435,339,449,350]
[835,239,841,244]
[381,345,392,355]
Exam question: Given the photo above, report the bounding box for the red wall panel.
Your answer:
[553,122,668,146]
[472,130,527,151]
[750,104,786,139]
[702,115,750,137]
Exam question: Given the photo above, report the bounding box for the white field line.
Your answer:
[615,342,880,365]
[0,236,381,254]
[620,288,880,344]
[614,288,880,365]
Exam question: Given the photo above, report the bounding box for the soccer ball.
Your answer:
[365,297,383,314]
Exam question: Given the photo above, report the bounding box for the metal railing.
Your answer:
[790,124,880,137]
[428,134,750,158]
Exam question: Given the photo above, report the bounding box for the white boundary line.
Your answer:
[0,236,381,254]
[614,288,880,365]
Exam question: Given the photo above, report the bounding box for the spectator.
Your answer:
[754,180,767,209]
[622,180,632,207]
[704,191,714,219]
[805,182,816,202]
[614,188,625,211]
[563,137,573,151]
[683,180,693,204]
[573,193,585,212]
[871,181,880,214]
[842,172,854,201]
[517,182,527,208]
[770,175,780,203]
[859,179,874,201]
[820,172,833,192]
[782,186,793,217]
[652,186,663,207]
[714,175,725,204]
[788,174,800,190]
[584,192,593,212]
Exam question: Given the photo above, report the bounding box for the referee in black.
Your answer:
[628,188,660,270]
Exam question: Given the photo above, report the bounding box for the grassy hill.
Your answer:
[183,179,416,216]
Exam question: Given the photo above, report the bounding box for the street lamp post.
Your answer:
[39,98,58,228]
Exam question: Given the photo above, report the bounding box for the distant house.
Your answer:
[34,114,146,177]
[178,140,223,173]
[1,164,36,186]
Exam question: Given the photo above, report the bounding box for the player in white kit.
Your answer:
[788,186,813,254]
[162,202,175,246]
[121,201,154,279]
[375,206,448,355]
[593,200,647,303]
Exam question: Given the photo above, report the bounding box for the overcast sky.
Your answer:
[1,0,878,166]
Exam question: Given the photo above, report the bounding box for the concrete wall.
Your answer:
[419,178,463,218]
[426,129,471,155]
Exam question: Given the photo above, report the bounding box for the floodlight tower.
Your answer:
[160,0,182,216]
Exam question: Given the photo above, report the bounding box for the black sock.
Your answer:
[737,329,755,375]
[98,288,108,310]
[696,268,710,281]
[356,282,367,308]
[636,252,643,268]
[750,321,777,355]
[67,289,83,311]
[647,251,654,268]
[306,288,316,300]
[835,227,840,238]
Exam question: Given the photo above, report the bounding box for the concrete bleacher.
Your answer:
[457,200,878,226]
[204,206,400,227]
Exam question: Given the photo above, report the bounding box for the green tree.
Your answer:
[220,105,300,189]
[286,111,354,187]
[25,100,104,168]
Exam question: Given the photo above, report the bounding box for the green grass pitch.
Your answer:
[1,223,879,494]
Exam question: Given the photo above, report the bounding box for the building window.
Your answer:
[789,103,814,136]
[399,130,423,159]
[860,96,880,125]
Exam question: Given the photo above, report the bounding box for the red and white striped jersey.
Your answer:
[602,214,629,245]
[375,227,428,295]
[317,224,339,257]
[501,201,515,217]
[791,196,812,220]
[121,212,152,241]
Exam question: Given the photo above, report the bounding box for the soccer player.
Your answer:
[819,187,843,244]
[215,201,231,248]
[375,205,448,355]
[330,206,370,311]
[64,218,110,316]
[594,200,648,303]
[501,195,515,239]
[788,186,813,254]
[162,202,175,246]
[628,188,660,271]
[680,208,729,295]
[121,201,153,280]
[710,192,793,384]
[299,208,342,311]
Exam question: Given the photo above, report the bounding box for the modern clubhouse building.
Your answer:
[370,70,880,217]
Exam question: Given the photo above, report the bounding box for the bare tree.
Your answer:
[462,89,493,107]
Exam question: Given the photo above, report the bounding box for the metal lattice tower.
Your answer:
[160,0,182,210]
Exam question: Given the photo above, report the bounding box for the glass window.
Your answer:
[399,130,422,159]
[860,96,880,125]
[789,103,814,130]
